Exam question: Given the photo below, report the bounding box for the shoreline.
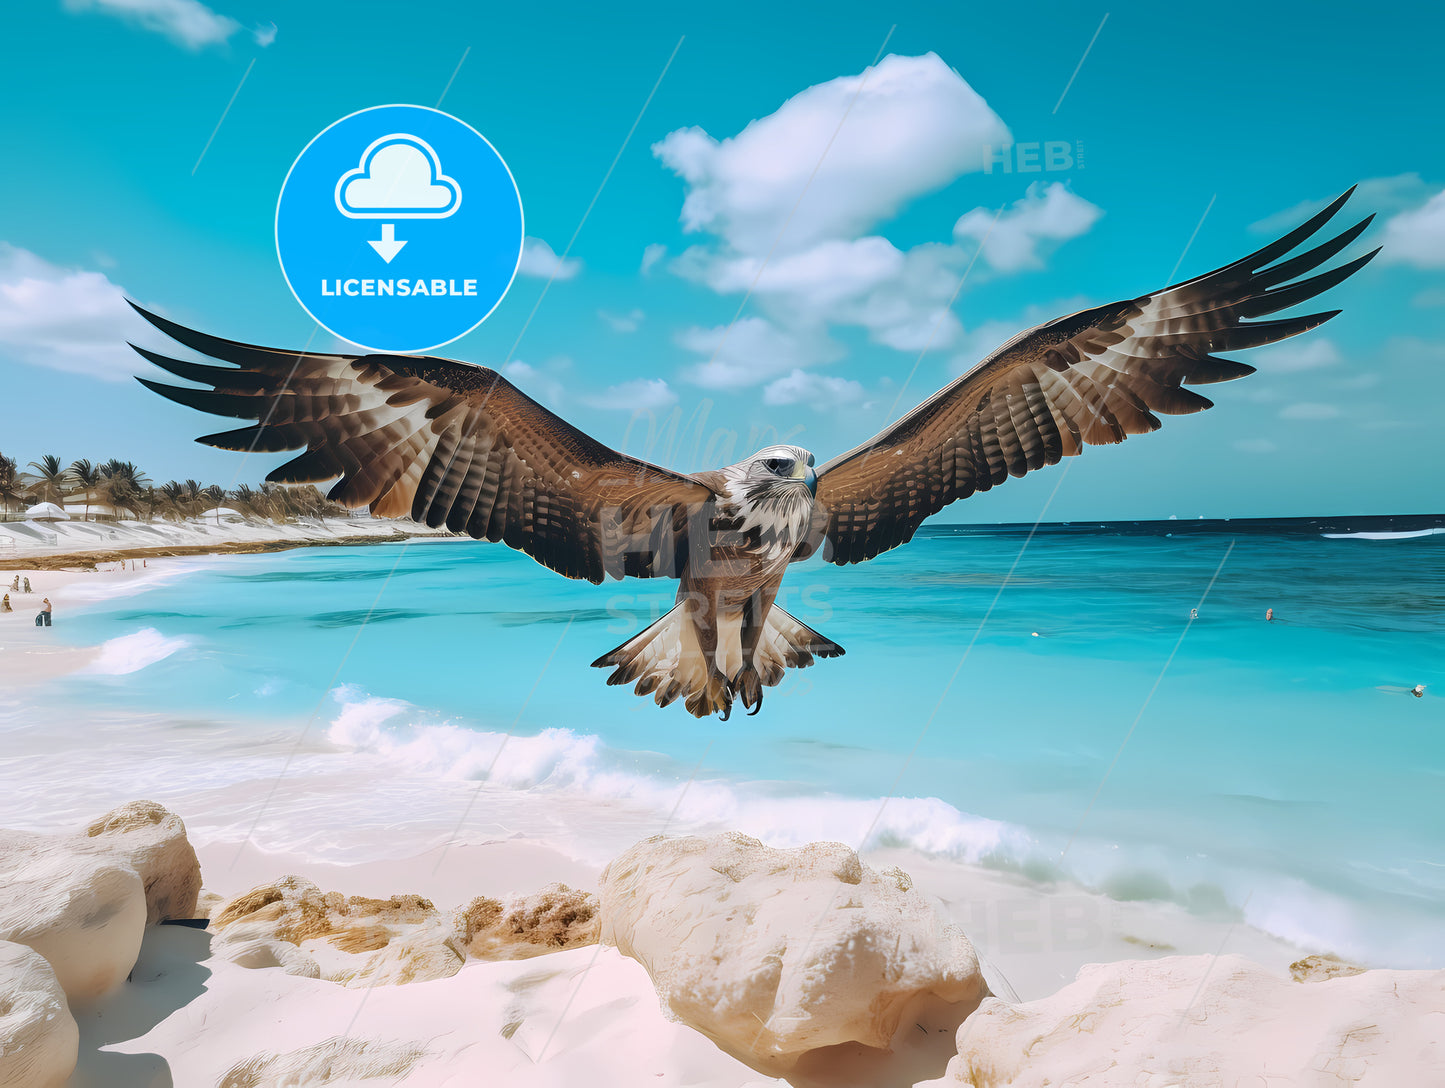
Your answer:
[0,531,458,572]
[0,513,461,572]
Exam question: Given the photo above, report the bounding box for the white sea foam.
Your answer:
[315,685,1445,966]
[77,628,190,675]
[324,686,1028,864]
[1321,527,1445,540]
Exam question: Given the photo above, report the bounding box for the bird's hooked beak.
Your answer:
[794,463,817,494]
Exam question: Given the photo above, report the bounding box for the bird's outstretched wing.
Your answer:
[804,188,1377,565]
[130,306,714,584]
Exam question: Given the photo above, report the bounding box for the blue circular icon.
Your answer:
[276,104,524,353]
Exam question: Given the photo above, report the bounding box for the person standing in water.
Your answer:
[1,593,11,613]
[39,598,52,626]
[1265,607,1275,621]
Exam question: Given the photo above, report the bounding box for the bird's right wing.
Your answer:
[131,305,715,584]
[803,188,1377,565]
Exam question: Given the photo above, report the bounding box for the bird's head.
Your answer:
[743,445,816,494]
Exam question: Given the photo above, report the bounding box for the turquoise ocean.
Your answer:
[7,519,1443,968]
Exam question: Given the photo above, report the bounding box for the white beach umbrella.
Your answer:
[24,502,70,522]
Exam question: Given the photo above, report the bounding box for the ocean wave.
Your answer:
[323,686,1028,865]
[76,628,190,676]
[320,686,1445,966]
[1321,528,1445,540]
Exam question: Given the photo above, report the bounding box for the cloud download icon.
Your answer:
[335,135,461,219]
[276,104,524,353]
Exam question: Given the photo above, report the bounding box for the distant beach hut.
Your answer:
[24,502,70,522]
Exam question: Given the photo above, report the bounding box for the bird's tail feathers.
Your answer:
[591,604,843,718]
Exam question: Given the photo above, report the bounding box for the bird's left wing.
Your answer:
[803,188,1377,565]
[130,305,715,584]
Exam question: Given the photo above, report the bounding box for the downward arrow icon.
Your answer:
[368,223,407,263]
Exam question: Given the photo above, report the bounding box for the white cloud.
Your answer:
[671,234,975,356]
[1279,402,1342,421]
[253,21,277,47]
[1233,439,1277,454]
[64,0,241,50]
[656,55,1101,393]
[640,244,667,276]
[676,317,838,391]
[953,182,1103,273]
[502,361,565,406]
[598,308,644,333]
[653,53,1009,254]
[1382,189,1445,268]
[585,379,677,412]
[0,243,164,380]
[673,236,901,305]
[1250,338,1342,374]
[762,369,865,409]
[516,237,581,281]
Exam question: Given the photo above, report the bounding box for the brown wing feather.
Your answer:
[130,306,713,584]
[805,188,1378,565]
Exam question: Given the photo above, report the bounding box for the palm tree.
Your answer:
[136,486,160,522]
[229,484,260,519]
[157,481,189,522]
[201,484,225,525]
[67,459,100,521]
[99,461,150,520]
[0,453,30,518]
[25,454,68,507]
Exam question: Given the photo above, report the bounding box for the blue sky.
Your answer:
[2,0,1441,521]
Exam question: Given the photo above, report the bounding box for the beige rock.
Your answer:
[599,833,987,1079]
[82,800,201,924]
[937,954,1445,1086]
[457,882,599,961]
[210,876,464,987]
[0,829,146,1003]
[1290,951,1368,982]
[0,940,79,1088]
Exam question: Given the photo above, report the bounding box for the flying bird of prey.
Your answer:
[134,189,1376,718]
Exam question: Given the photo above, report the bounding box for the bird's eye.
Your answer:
[764,458,786,474]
